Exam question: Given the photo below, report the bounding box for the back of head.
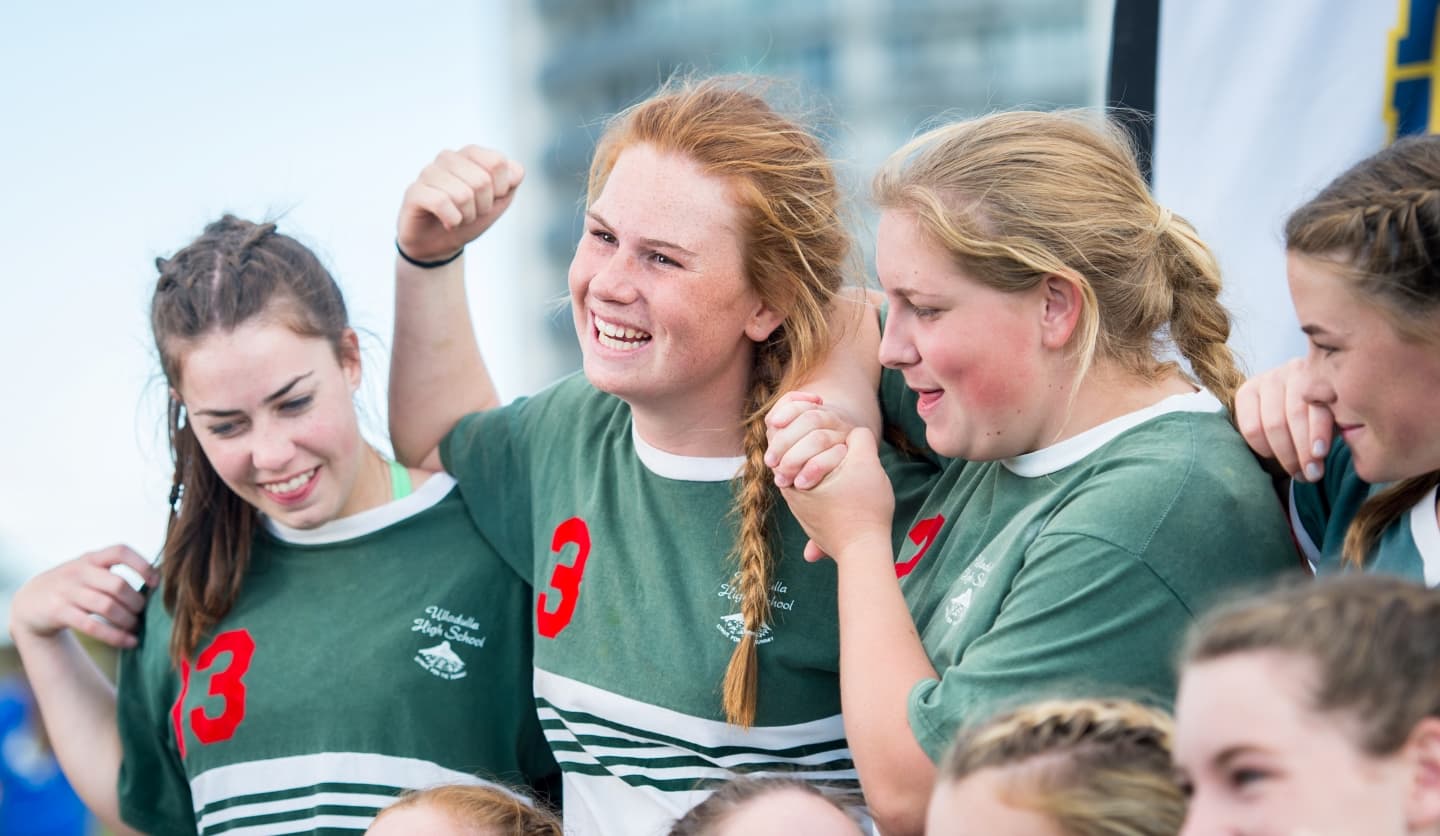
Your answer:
[1284,137,1440,566]
[939,698,1185,836]
[1184,574,1440,756]
[873,110,1244,413]
[369,784,561,836]
[589,75,850,727]
[152,214,350,665]
[668,776,862,836]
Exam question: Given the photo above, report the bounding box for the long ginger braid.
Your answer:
[587,76,849,726]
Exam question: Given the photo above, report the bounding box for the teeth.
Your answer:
[262,468,315,494]
[594,315,651,344]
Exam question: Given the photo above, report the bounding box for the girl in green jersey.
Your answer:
[9,216,556,835]
[770,111,1295,834]
[1234,135,1440,580]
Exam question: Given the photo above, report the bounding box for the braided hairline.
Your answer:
[942,699,1175,782]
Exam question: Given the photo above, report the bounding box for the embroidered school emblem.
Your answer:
[414,640,467,680]
[944,588,974,626]
[716,613,775,645]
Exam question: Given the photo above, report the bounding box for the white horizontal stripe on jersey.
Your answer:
[535,667,850,754]
[212,813,375,835]
[190,751,516,833]
[197,790,397,831]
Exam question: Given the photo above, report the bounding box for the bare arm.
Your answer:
[780,428,936,836]
[765,289,882,489]
[8,546,156,836]
[389,147,524,469]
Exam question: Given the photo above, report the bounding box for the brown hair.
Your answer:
[152,214,352,664]
[1185,574,1440,756]
[873,110,1244,416]
[939,698,1185,836]
[588,76,849,726]
[668,776,862,835]
[371,784,561,835]
[1284,134,1440,567]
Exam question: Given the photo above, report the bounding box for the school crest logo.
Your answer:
[414,640,467,680]
[944,588,974,626]
[717,613,775,645]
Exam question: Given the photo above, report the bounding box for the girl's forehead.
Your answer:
[592,144,743,250]
[174,321,334,400]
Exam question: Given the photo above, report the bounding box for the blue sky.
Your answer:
[0,2,522,583]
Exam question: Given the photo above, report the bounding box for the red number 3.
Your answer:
[895,514,945,578]
[172,629,256,757]
[537,517,591,638]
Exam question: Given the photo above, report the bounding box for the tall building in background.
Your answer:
[507,0,1113,383]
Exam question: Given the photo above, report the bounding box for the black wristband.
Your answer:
[396,240,464,269]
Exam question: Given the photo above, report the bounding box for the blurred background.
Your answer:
[0,1,1111,829]
[0,0,1115,601]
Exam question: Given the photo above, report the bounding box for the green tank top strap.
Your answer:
[388,459,413,501]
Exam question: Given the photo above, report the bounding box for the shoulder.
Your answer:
[1045,410,1295,575]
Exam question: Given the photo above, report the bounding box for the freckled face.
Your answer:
[176,318,376,529]
[568,144,781,424]
[1174,651,1412,836]
[1288,251,1440,483]
[876,210,1049,460]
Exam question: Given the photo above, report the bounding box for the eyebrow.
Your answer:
[192,372,313,418]
[1212,744,1266,768]
[1300,324,1336,337]
[585,210,700,261]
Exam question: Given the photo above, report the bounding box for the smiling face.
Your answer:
[1288,251,1440,483]
[568,144,783,443]
[1174,651,1413,836]
[175,315,381,529]
[876,209,1060,460]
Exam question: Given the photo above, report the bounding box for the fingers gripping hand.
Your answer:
[779,427,895,563]
[9,546,159,649]
[1235,359,1334,481]
[396,146,525,262]
[765,391,858,489]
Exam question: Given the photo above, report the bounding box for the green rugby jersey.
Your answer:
[1291,439,1440,583]
[116,474,558,835]
[881,383,1298,760]
[441,372,936,836]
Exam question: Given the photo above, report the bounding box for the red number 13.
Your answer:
[895,514,945,578]
[172,629,256,757]
[537,517,591,638]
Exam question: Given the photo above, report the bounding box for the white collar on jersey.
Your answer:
[1001,389,1223,478]
[1407,483,1440,587]
[631,423,745,482]
[262,471,457,545]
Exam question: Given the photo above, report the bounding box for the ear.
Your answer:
[744,300,786,343]
[1405,717,1440,830]
[1038,272,1084,350]
[339,329,362,393]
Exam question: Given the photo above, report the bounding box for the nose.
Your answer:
[251,422,296,473]
[587,249,641,305]
[878,312,919,369]
[1296,355,1336,407]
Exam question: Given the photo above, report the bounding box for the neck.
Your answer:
[1040,360,1198,449]
[336,445,392,519]
[629,395,750,457]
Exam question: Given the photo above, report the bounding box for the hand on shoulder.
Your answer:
[8,545,159,649]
